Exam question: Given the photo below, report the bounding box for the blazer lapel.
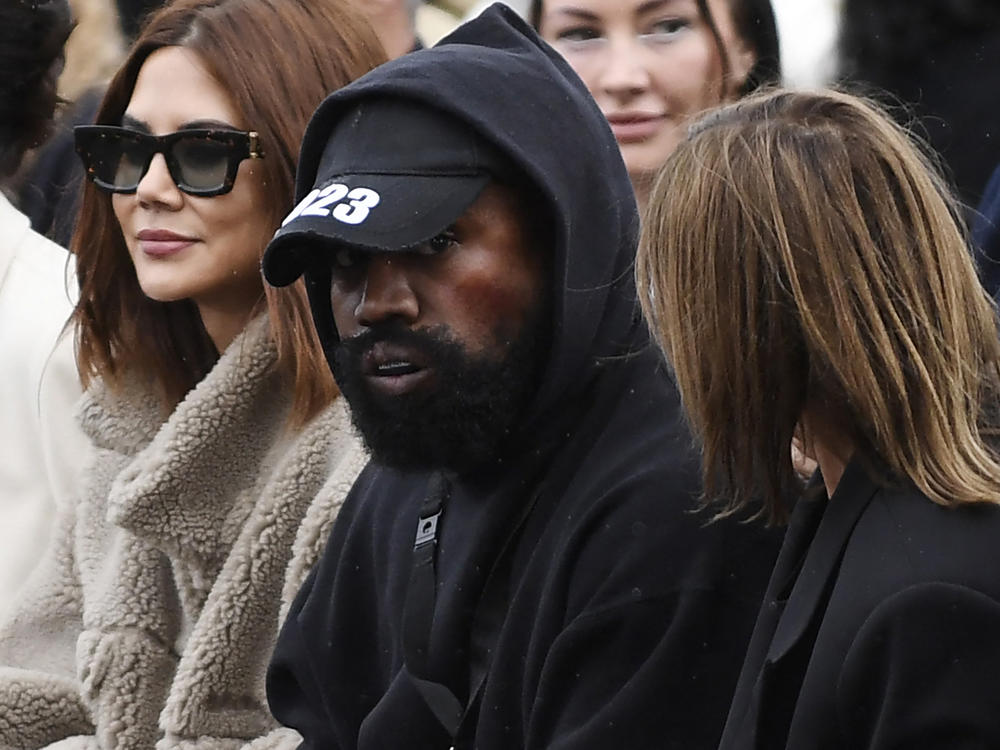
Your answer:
[768,460,877,661]
[720,460,879,749]
[719,489,826,749]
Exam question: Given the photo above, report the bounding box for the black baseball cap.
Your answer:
[262,98,514,288]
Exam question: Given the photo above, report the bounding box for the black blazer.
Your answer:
[720,458,1000,749]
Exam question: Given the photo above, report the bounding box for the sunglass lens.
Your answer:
[173,137,232,192]
[84,134,148,191]
[114,140,151,190]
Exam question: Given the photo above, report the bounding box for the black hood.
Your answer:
[269,3,641,426]
[265,15,790,746]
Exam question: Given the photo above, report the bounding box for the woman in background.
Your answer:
[531,0,780,207]
[17,0,128,247]
[637,88,1000,748]
[0,0,384,747]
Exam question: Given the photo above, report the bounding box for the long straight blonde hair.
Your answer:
[636,88,1000,523]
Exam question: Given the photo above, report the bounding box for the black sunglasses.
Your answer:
[74,125,264,197]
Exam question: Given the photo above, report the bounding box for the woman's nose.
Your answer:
[598,37,652,100]
[135,152,183,208]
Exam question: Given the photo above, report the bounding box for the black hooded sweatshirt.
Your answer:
[266,6,781,749]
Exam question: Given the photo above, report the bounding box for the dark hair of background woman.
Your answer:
[0,0,73,179]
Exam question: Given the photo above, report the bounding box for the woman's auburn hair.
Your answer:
[636,88,1000,524]
[71,0,386,425]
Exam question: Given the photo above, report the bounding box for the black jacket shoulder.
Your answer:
[722,459,1000,750]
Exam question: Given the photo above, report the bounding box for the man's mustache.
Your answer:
[335,325,456,361]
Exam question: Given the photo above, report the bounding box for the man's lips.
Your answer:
[361,341,429,375]
[372,361,421,376]
[360,341,434,395]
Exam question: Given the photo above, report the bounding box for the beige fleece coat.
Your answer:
[0,317,367,749]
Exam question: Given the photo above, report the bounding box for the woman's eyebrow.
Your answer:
[551,0,681,23]
[179,118,240,130]
[638,0,675,13]
[118,115,239,132]
[120,114,151,132]
[549,6,600,22]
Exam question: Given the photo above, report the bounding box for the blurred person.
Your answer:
[974,163,1000,298]
[532,0,781,207]
[18,0,129,248]
[839,0,1000,210]
[637,88,1000,748]
[59,0,127,103]
[262,6,779,749]
[17,0,166,248]
[17,84,103,248]
[416,2,465,45]
[361,0,424,57]
[0,0,87,620]
[116,0,166,39]
[0,0,384,747]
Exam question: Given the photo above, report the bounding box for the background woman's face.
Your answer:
[112,46,272,331]
[538,0,754,186]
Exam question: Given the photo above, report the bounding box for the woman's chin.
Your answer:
[136,282,191,305]
[621,127,682,168]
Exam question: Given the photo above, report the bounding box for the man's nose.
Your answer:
[355,254,419,327]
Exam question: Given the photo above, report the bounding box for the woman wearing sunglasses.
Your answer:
[0,0,384,747]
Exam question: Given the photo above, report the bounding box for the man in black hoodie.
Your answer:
[262,5,780,749]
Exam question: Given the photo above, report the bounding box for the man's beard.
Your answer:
[330,312,545,476]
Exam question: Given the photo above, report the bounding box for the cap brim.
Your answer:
[263,172,490,287]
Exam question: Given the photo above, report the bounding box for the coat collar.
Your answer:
[767,457,879,661]
[81,316,288,566]
[720,457,880,749]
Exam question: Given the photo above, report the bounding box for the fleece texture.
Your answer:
[0,316,367,749]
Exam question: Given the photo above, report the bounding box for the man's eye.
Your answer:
[333,247,357,269]
[415,230,457,255]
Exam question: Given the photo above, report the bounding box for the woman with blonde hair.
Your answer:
[637,88,1000,748]
[0,0,384,747]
